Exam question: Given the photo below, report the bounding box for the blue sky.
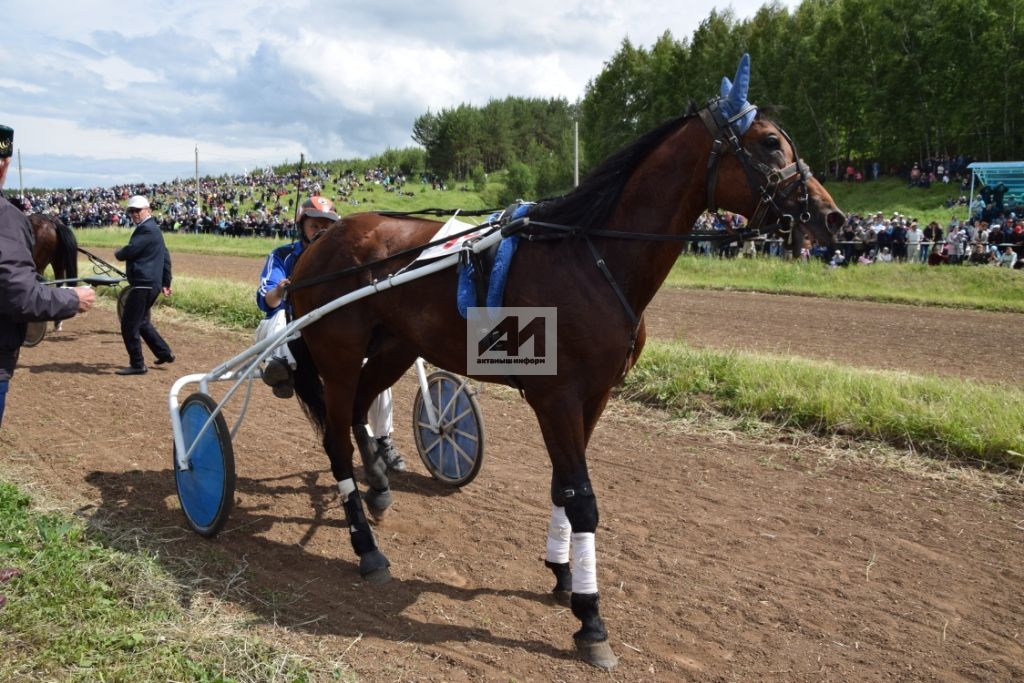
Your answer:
[2,1,797,189]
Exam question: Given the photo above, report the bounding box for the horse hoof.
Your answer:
[364,487,392,519]
[363,566,391,584]
[574,638,618,670]
[552,590,571,607]
[359,550,391,583]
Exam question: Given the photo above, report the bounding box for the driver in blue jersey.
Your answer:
[255,195,406,472]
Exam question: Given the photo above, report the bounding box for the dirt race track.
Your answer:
[2,251,1023,682]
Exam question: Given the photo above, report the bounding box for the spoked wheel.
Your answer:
[174,392,235,537]
[116,286,133,321]
[22,321,47,347]
[413,370,485,486]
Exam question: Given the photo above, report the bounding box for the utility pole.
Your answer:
[17,148,23,201]
[573,116,579,188]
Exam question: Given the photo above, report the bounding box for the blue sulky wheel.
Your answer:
[174,392,235,537]
[413,370,485,487]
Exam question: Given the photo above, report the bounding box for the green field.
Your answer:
[667,256,1024,312]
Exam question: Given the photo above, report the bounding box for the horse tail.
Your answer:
[52,217,79,281]
[288,336,327,439]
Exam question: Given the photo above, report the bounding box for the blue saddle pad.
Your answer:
[456,203,530,318]
[457,234,520,318]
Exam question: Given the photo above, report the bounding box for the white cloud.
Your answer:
[2,0,800,188]
[0,79,46,95]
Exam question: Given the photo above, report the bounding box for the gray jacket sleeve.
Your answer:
[0,208,80,322]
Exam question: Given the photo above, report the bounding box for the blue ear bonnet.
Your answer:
[718,53,757,135]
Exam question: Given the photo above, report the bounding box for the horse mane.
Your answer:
[528,111,696,231]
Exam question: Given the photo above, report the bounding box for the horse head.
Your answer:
[705,54,844,252]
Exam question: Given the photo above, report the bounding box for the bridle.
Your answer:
[698,98,814,247]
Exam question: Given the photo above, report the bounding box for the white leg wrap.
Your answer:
[571,532,598,594]
[545,505,571,564]
[367,388,393,438]
[337,478,356,502]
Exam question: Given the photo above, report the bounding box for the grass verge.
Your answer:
[621,340,1024,470]
[666,256,1024,312]
[75,228,281,259]
[0,480,351,682]
[97,275,263,330]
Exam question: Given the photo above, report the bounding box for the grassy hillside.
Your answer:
[313,173,970,226]
[824,176,971,225]
[311,176,505,218]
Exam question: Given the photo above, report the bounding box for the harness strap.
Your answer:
[583,236,641,378]
[699,106,725,212]
[524,220,763,244]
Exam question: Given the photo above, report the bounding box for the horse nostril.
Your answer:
[826,210,846,231]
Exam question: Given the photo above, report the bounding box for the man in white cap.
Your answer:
[0,123,94,426]
[255,195,406,472]
[113,194,174,375]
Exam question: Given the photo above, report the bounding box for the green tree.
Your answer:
[501,161,536,204]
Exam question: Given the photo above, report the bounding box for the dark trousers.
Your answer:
[0,379,7,428]
[120,287,172,368]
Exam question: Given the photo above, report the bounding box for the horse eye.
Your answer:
[763,135,782,151]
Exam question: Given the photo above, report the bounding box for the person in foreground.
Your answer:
[0,124,95,428]
[255,195,406,472]
[114,195,174,375]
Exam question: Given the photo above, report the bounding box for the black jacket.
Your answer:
[0,196,80,380]
[115,216,172,288]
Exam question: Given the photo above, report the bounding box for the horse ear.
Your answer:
[720,76,732,99]
[721,53,756,134]
[726,53,751,109]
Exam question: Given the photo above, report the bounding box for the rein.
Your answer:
[287,101,814,378]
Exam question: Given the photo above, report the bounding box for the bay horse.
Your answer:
[30,213,78,331]
[287,55,844,669]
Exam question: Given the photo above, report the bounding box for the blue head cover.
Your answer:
[718,53,756,135]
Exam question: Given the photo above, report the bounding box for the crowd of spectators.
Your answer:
[7,164,420,239]
[684,199,1023,269]
[679,160,1024,269]
[818,210,1024,268]
[7,156,1023,270]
